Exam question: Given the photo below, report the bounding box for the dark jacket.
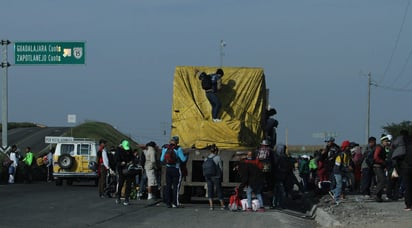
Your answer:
[115,147,134,173]
[272,153,292,182]
[401,136,412,168]
[238,158,265,193]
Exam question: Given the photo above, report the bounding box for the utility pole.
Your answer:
[366,72,372,143]
[219,40,226,67]
[1,40,11,153]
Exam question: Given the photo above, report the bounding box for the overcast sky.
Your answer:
[1,0,412,146]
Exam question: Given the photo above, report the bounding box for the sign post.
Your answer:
[0,40,85,152]
[0,40,11,152]
[14,41,85,65]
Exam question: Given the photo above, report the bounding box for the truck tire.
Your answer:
[58,154,74,169]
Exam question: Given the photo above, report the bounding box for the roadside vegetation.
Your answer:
[62,121,138,149]
[0,122,38,130]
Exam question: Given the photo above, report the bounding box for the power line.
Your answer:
[390,46,412,87]
[375,83,412,92]
[380,0,410,84]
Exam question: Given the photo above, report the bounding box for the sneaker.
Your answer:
[123,200,130,206]
[335,201,341,206]
[212,119,222,122]
[172,204,177,208]
[209,207,214,211]
[115,199,121,204]
[363,195,371,199]
[328,191,335,200]
[404,207,411,211]
[221,206,227,211]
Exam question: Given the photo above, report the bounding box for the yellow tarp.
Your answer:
[171,66,267,149]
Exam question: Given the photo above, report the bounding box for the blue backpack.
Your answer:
[202,155,217,178]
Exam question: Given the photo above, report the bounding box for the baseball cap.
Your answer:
[324,137,335,142]
[171,136,179,143]
[121,140,130,150]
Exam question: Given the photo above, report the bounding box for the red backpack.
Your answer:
[164,144,177,165]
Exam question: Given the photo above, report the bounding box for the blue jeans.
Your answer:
[247,186,264,209]
[136,172,147,194]
[332,174,342,202]
[206,92,221,119]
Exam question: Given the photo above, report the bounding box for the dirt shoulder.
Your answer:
[316,194,411,227]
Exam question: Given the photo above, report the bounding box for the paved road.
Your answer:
[0,182,317,228]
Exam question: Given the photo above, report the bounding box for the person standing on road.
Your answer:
[46,148,55,182]
[160,136,187,208]
[238,151,265,212]
[393,130,412,211]
[8,144,19,184]
[360,137,376,198]
[22,147,34,184]
[115,140,135,206]
[329,141,349,205]
[97,139,111,198]
[197,68,224,122]
[144,141,158,200]
[271,144,290,209]
[372,135,390,202]
[204,144,225,210]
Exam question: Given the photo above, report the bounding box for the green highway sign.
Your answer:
[14,41,85,65]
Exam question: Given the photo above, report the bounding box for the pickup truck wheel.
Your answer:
[58,154,74,169]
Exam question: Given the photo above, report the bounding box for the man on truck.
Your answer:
[197,68,224,122]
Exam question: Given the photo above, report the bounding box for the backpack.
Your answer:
[257,147,270,160]
[201,74,213,90]
[138,150,146,167]
[164,144,177,165]
[228,188,242,211]
[202,155,218,178]
[365,147,375,167]
[107,152,116,170]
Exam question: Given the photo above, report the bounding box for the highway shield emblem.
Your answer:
[73,47,83,59]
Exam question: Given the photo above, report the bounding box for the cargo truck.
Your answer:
[167,66,272,202]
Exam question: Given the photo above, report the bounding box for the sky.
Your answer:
[1,0,412,146]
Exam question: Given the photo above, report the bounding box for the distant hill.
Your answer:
[61,121,139,149]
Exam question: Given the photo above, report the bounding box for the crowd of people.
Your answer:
[2,144,36,184]
[300,131,412,211]
[3,130,412,213]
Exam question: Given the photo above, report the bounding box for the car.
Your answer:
[47,137,99,186]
